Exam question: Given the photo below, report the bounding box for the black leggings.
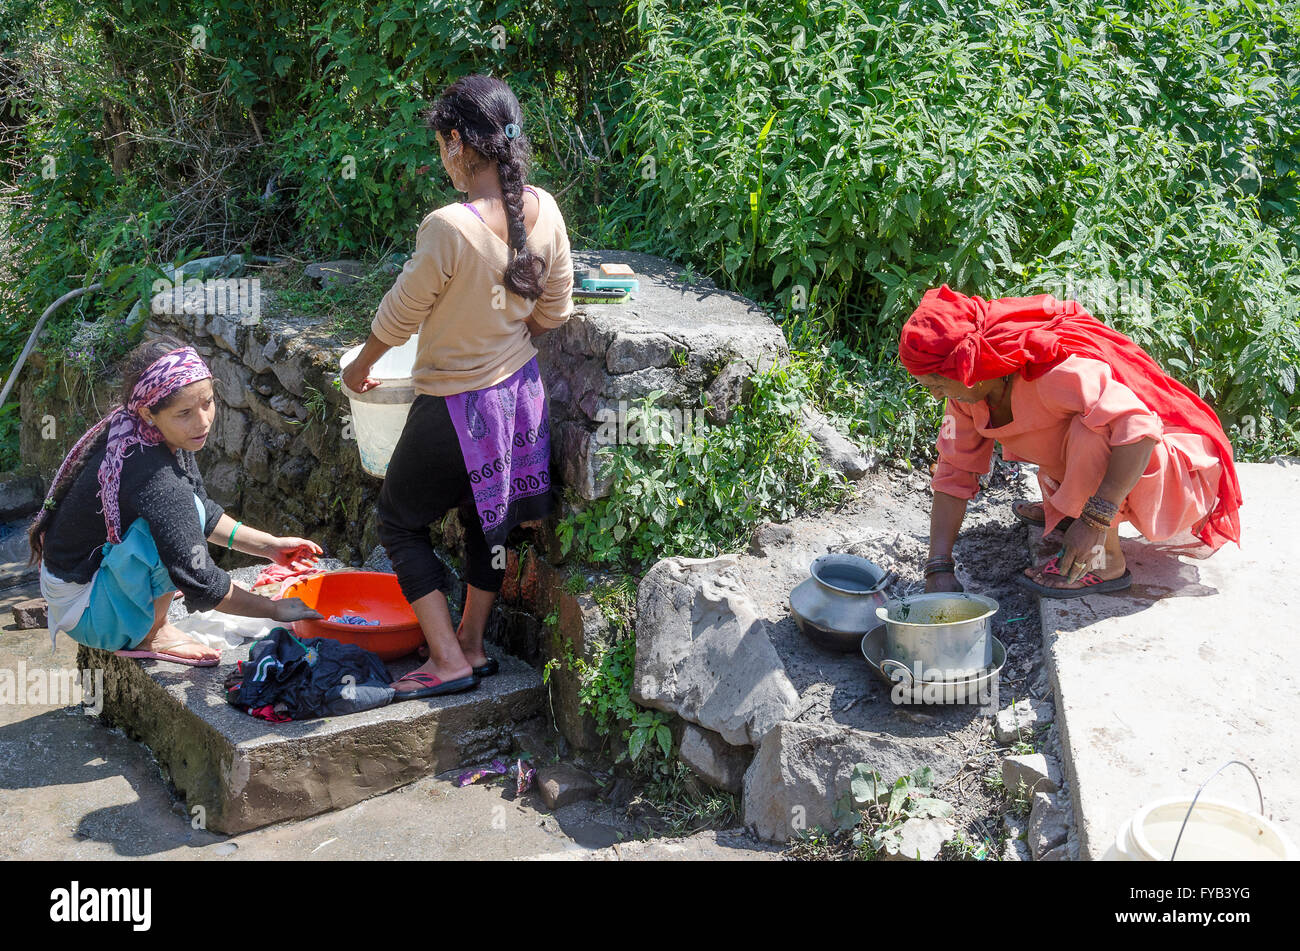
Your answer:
[377,394,506,602]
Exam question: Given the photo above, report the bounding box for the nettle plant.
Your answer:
[541,578,676,773]
[613,0,1300,457]
[555,363,851,568]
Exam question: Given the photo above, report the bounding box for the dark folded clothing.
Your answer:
[226,627,395,720]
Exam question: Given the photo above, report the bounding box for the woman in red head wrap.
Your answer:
[899,285,1242,598]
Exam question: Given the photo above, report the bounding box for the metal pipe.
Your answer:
[0,283,104,412]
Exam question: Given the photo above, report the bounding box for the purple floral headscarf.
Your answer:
[40,346,213,544]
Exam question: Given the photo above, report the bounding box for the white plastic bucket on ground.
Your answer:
[339,338,420,478]
[1107,797,1298,861]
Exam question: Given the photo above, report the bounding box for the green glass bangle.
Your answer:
[228,521,243,550]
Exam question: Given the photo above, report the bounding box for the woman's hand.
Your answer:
[342,360,380,393]
[264,537,323,570]
[925,570,964,594]
[1058,518,1108,583]
[272,598,324,623]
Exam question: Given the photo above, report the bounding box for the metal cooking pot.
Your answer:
[789,554,894,653]
[875,592,998,682]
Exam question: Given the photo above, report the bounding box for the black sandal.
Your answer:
[472,658,499,677]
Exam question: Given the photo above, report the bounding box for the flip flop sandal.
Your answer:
[391,670,480,701]
[1011,501,1074,532]
[114,649,220,667]
[1015,555,1132,599]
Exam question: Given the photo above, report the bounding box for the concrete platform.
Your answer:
[1036,462,1298,859]
[2,595,785,859]
[77,643,545,834]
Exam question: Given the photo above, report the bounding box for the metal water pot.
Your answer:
[789,554,893,653]
[875,592,998,682]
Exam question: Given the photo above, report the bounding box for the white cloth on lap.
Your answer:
[173,610,274,649]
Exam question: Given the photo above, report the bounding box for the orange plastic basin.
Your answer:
[283,571,424,661]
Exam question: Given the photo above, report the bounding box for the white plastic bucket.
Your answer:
[1108,797,1297,861]
[339,338,420,478]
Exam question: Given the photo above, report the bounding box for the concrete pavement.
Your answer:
[1036,462,1298,859]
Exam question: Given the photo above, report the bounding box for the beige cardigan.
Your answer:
[371,184,574,396]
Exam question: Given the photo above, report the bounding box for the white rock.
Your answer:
[632,556,800,746]
[1002,836,1031,861]
[1029,790,1070,859]
[994,698,1055,743]
[741,721,962,843]
[1001,753,1061,795]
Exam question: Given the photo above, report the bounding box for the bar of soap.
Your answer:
[599,262,635,278]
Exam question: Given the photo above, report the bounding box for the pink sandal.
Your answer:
[1015,555,1132,599]
[114,649,220,667]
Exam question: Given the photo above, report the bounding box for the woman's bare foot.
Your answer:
[455,631,489,669]
[133,623,222,662]
[1014,500,1046,522]
[1023,531,1126,590]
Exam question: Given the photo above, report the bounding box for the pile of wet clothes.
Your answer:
[225,627,395,721]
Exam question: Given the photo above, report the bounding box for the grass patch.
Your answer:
[256,254,402,344]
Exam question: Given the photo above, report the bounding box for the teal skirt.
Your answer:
[64,494,206,652]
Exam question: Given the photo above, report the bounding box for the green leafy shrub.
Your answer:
[541,577,676,773]
[555,362,852,568]
[614,0,1300,456]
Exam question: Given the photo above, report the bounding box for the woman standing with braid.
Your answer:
[342,75,574,698]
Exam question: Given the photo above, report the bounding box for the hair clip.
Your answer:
[504,122,520,139]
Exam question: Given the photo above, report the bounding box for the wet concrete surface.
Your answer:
[0,579,777,860]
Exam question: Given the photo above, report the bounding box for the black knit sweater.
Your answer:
[40,441,232,611]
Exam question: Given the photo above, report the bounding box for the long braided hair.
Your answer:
[425,75,545,301]
[28,334,190,564]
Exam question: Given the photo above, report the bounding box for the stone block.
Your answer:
[0,474,44,520]
[271,357,308,399]
[879,817,955,861]
[631,555,800,747]
[202,460,241,508]
[79,646,544,834]
[605,332,680,374]
[679,724,752,794]
[703,360,757,424]
[994,697,1054,743]
[1028,790,1070,859]
[536,763,600,810]
[11,597,48,629]
[207,312,247,356]
[1001,753,1061,795]
[501,548,522,603]
[212,408,249,459]
[210,354,250,410]
[799,404,871,479]
[741,720,963,843]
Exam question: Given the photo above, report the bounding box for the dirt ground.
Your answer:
[777,451,1059,858]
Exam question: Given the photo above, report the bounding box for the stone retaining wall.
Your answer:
[18,248,860,751]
